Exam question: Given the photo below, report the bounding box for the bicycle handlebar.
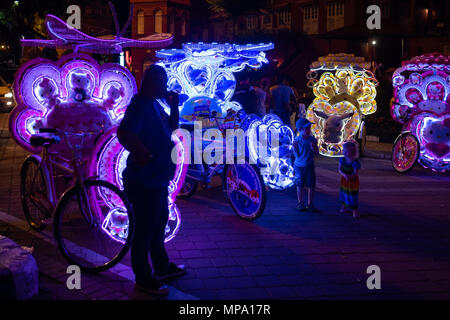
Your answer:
[37,128,103,152]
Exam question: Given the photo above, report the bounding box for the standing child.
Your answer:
[293,118,319,212]
[338,141,361,218]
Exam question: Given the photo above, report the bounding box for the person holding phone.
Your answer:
[117,64,186,296]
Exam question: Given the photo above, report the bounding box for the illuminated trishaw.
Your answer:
[306,53,378,157]
[156,43,296,221]
[8,13,184,271]
[391,53,450,173]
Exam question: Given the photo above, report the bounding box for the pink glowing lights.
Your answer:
[10,53,186,242]
[391,53,450,171]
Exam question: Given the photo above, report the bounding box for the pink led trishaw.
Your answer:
[8,13,185,272]
[391,53,450,173]
[306,53,378,157]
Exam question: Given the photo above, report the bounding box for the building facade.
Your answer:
[129,0,191,84]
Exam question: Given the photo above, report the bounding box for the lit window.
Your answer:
[304,6,318,20]
[181,13,186,36]
[247,15,258,30]
[137,10,145,35]
[155,9,162,33]
[327,2,344,17]
[277,10,291,25]
[169,14,175,34]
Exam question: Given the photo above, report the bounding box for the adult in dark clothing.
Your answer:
[269,74,297,125]
[233,74,258,115]
[117,64,186,295]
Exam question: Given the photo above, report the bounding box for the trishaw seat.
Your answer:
[30,134,60,147]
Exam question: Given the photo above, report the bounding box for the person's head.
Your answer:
[276,73,285,85]
[296,118,312,137]
[140,64,168,99]
[343,141,358,160]
[260,77,270,89]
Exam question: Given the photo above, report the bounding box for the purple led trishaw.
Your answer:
[9,13,186,272]
[391,53,450,173]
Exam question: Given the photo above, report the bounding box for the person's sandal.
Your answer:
[154,263,187,281]
[296,201,307,211]
[307,204,319,213]
[136,278,169,296]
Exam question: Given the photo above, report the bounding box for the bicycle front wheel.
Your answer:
[21,156,51,231]
[53,180,134,272]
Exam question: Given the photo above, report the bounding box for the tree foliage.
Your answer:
[0,0,83,39]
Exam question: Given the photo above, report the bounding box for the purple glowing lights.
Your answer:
[391,53,450,171]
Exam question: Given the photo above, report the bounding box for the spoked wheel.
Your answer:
[20,156,51,231]
[223,163,266,221]
[53,179,134,273]
[177,163,203,199]
[392,133,420,173]
[177,178,198,199]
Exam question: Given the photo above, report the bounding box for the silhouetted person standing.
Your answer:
[117,65,186,295]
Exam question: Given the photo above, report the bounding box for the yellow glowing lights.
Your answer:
[306,54,378,156]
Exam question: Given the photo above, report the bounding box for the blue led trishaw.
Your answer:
[156,43,295,221]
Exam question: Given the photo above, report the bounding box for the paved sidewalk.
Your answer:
[2,113,450,299]
[365,141,392,160]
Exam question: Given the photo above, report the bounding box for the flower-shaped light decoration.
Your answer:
[156,42,274,119]
[306,53,378,157]
[391,52,450,171]
[9,53,186,242]
[9,53,136,156]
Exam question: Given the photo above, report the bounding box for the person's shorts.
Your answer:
[294,164,316,188]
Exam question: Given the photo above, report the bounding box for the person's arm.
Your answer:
[310,137,319,156]
[338,163,349,180]
[289,88,297,113]
[293,138,299,157]
[166,92,179,131]
[347,161,361,179]
[117,102,153,166]
[117,129,153,166]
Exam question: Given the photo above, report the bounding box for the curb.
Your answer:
[0,235,39,300]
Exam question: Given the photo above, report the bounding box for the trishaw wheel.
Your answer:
[20,156,50,231]
[53,180,134,273]
[392,133,420,173]
[223,163,266,221]
[177,178,198,199]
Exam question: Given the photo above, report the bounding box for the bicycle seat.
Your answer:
[30,134,60,147]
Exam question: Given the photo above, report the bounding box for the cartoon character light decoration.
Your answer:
[9,53,185,242]
[9,53,135,154]
[156,42,296,190]
[391,52,450,172]
[306,53,378,157]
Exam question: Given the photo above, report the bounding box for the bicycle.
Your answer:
[177,111,267,221]
[20,128,134,272]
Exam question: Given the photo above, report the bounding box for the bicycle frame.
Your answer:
[27,132,99,219]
